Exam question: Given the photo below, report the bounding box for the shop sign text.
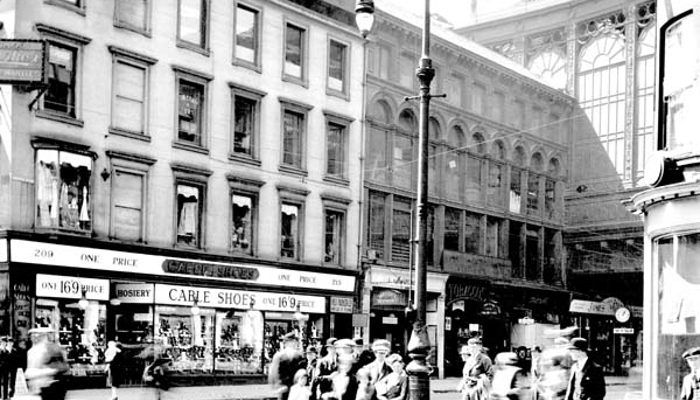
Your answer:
[330,297,353,314]
[446,282,487,304]
[569,299,614,316]
[0,40,47,85]
[114,283,154,303]
[36,274,109,301]
[162,259,258,280]
[154,284,325,313]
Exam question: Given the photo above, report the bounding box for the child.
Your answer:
[289,369,312,400]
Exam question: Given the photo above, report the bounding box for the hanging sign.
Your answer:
[114,283,154,303]
[154,284,325,313]
[613,327,634,335]
[330,297,354,314]
[36,274,109,301]
[0,40,47,85]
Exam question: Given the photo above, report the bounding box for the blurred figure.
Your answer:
[5,337,18,400]
[289,369,312,400]
[680,346,700,400]
[535,338,574,400]
[0,336,11,400]
[564,338,605,400]
[353,339,375,371]
[104,341,124,400]
[375,353,407,400]
[361,339,392,400]
[269,333,306,400]
[489,352,530,400]
[305,346,319,400]
[531,346,543,380]
[355,368,373,400]
[324,339,357,400]
[25,327,69,400]
[457,338,493,400]
[316,338,338,400]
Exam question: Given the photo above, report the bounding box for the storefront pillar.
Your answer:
[436,293,445,379]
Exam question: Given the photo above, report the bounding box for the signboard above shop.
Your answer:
[9,239,355,292]
[36,274,109,301]
[0,40,47,85]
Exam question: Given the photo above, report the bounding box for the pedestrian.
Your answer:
[457,338,493,400]
[104,341,125,400]
[305,346,319,400]
[24,327,69,400]
[375,353,407,400]
[316,338,339,400]
[564,338,605,400]
[0,337,11,400]
[324,340,358,400]
[289,369,313,400]
[269,332,306,400]
[680,346,700,400]
[360,339,392,397]
[489,352,530,400]
[5,337,18,400]
[353,339,375,371]
[355,367,374,400]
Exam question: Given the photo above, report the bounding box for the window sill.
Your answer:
[326,88,350,102]
[172,141,210,155]
[176,40,210,57]
[232,59,262,74]
[34,226,92,236]
[44,0,86,16]
[35,110,84,127]
[282,74,309,89]
[113,21,152,38]
[230,249,256,258]
[323,175,350,187]
[278,164,308,177]
[109,127,151,142]
[228,153,262,167]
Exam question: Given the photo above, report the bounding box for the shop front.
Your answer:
[361,266,448,378]
[2,237,357,387]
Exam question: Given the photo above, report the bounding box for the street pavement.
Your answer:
[13,371,642,400]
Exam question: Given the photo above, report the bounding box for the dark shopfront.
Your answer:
[1,237,357,387]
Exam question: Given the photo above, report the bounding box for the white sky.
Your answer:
[381,0,524,28]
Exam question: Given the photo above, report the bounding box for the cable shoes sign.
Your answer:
[36,274,109,301]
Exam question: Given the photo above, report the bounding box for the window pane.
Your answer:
[510,167,522,214]
[487,162,504,207]
[446,152,461,201]
[393,135,413,189]
[391,197,411,263]
[176,184,200,247]
[114,62,145,133]
[235,5,257,63]
[113,170,143,241]
[527,173,540,215]
[328,41,345,91]
[324,210,343,264]
[36,150,60,229]
[283,110,303,168]
[368,191,385,259]
[234,96,255,156]
[178,80,204,145]
[486,218,500,257]
[464,212,481,254]
[116,0,147,30]
[232,194,253,253]
[46,44,76,116]
[444,207,460,251]
[58,152,91,231]
[326,123,344,177]
[285,25,303,78]
[545,179,557,220]
[179,0,205,46]
[367,127,387,183]
[465,155,482,204]
[281,203,300,259]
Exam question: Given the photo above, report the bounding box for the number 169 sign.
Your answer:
[36,274,110,301]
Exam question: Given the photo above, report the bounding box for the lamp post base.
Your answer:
[406,323,431,400]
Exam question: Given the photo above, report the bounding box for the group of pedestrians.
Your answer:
[268,333,408,400]
[457,336,606,400]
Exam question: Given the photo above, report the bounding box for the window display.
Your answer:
[114,304,153,345]
[215,309,263,374]
[34,298,107,377]
[155,306,214,374]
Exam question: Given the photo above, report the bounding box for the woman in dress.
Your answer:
[457,338,494,400]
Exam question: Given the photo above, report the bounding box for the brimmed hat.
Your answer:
[467,338,482,346]
[353,338,364,347]
[495,352,519,366]
[28,327,54,334]
[282,332,298,342]
[567,337,589,353]
[371,339,391,354]
[386,353,403,365]
[294,369,308,382]
[306,346,318,354]
[325,337,338,348]
[334,338,355,350]
[683,347,700,360]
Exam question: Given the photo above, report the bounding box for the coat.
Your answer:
[680,372,700,400]
[269,348,306,389]
[564,359,605,400]
[458,353,494,400]
[315,355,338,396]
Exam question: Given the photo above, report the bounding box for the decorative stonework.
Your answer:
[525,27,567,65]
[576,10,627,45]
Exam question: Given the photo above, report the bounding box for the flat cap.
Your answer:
[325,337,338,347]
[334,338,356,349]
[567,337,589,353]
[467,338,482,346]
[282,332,298,341]
[371,339,391,353]
[683,347,700,360]
[306,345,318,354]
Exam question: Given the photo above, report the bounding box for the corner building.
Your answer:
[359,4,575,378]
[0,0,364,387]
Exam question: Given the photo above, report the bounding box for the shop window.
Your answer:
[176,183,203,248]
[45,43,77,117]
[464,211,481,255]
[231,193,254,254]
[281,202,301,260]
[34,298,107,377]
[215,309,263,374]
[111,169,145,242]
[35,149,92,232]
[367,191,386,260]
[176,77,207,147]
[324,209,344,264]
[391,197,412,263]
[326,121,347,180]
[284,23,306,83]
[466,155,482,204]
[234,3,260,68]
[114,0,150,34]
[110,54,149,136]
[327,39,348,95]
[177,0,209,51]
[525,228,541,281]
[114,304,153,345]
[155,306,214,374]
[444,207,461,252]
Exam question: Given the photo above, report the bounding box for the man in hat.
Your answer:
[0,336,10,400]
[358,339,393,400]
[457,338,493,400]
[564,338,605,400]
[353,338,375,370]
[269,332,306,400]
[315,338,338,399]
[25,327,69,400]
[305,345,319,400]
[680,346,700,400]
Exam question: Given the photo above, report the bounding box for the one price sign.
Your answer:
[36,274,109,301]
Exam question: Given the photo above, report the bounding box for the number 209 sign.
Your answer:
[36,274,110,301]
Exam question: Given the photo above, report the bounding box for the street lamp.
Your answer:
[293,303,308,349]
[355,1,437,400]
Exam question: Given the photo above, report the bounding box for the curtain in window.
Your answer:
[177,185,199,246]
[232,194,252,251]
[281,204,299,258]
[178,81,203,144]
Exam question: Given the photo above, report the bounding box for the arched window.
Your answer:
[466,132,486,204]
[545,158,562,220]
[395,109,416,189]
[488,140,507,207]
[471,132,486,154]
[369,100,393,125]
[527,152,544,215]
[529,50,567,90]
[510,146,526,214]
[428,118,441,196]
[636,24,656,183]
[398,109,417,133]
[491,140,506,160]
[578,33,626,177]
[366,101,394,184]
[446,126,465,201]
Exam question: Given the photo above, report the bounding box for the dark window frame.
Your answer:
[176,0,210,55]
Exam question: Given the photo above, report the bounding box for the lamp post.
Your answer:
[294,303,308,350]
[355,1,437,399]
